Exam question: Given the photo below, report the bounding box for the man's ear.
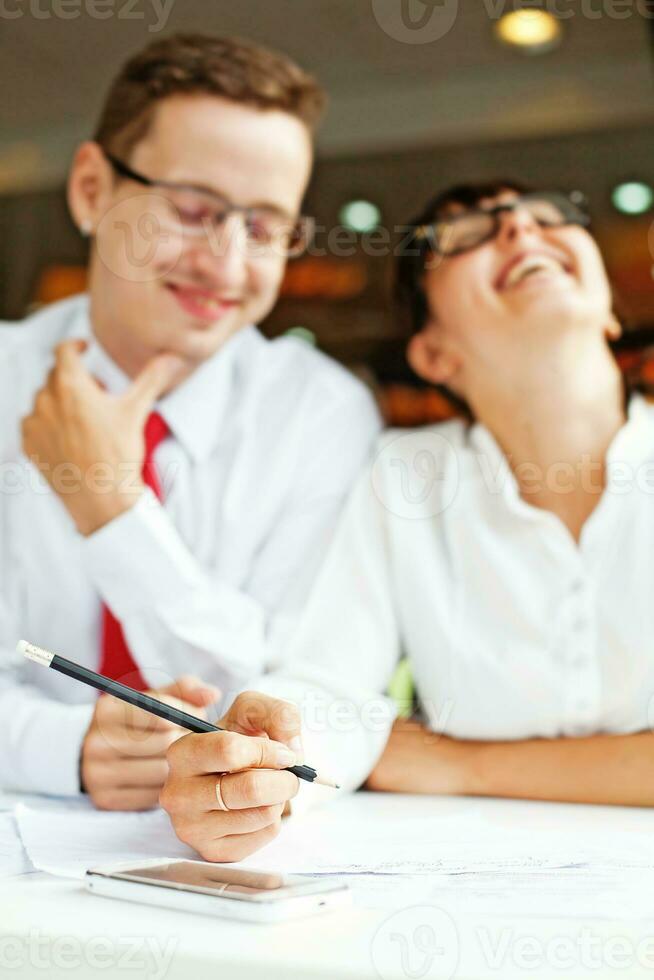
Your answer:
[407,326,461,387]
[67,141,114,237]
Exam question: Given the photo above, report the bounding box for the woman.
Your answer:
[162,179,654,861]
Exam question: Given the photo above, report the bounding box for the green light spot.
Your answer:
[611,182,654,216]
[339,200,381,233]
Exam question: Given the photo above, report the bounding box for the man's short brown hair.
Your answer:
[93,33,326,160]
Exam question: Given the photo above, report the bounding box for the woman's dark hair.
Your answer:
[394,178,529,415]
[395,178,530,337]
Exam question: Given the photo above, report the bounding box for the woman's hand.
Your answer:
[365,718,475,796]
[366,720,654,807]
[160,691,302,862]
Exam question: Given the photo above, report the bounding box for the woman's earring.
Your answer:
[79,219,93,237]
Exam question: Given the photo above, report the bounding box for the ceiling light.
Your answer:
[495,10,562,53]
[339,200,381,234]
[611,182,654,216]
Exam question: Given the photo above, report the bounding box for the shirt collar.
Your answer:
[159,326,264,462]
[74,298,264,463]
[605,392,653,469]
[467,392,654,502]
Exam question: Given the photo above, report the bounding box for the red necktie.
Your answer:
[98,412,170,691]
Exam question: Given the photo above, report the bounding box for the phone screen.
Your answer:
[104,862,340,902]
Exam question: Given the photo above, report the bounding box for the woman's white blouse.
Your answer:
[256,395,654,797]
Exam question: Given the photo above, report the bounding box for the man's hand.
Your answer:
[160,691,303,863]
[81,675,220,811]
[21,340,186,536]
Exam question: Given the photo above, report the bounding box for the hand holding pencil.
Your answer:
[162,691,306,862]
[20,640,338,863]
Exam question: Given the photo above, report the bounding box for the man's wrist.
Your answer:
[73,486,145,536]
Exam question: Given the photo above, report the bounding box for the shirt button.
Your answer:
[570,579,585,596]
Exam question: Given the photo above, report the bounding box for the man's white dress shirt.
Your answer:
[254,397,654,796]
[0,294,381,796]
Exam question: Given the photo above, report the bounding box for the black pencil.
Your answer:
[18,639,339,788]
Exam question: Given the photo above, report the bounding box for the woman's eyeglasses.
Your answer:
[414,191,590,257]
[103,151,314,259]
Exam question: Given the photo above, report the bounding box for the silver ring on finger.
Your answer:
[215,773,230,811]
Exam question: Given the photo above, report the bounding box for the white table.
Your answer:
[3,792,654,980]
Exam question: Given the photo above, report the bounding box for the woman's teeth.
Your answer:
[504,255,566,289]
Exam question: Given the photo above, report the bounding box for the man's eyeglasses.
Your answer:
[103,151,314,259]
[414,191,590,257]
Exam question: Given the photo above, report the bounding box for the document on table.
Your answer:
[11,791,654,893]
[240,792,654,877]
[14,800,195,879]
[0,811,34,878]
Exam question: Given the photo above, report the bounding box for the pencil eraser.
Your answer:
[17,640,54,667]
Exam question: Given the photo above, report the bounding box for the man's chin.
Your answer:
[168,315,246,362]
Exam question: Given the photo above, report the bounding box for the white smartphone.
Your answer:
[85,858,351,923]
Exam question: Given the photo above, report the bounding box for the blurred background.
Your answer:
[2,1,654,421]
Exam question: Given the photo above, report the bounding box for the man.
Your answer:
[162,179,654,861]
[0,34,380,815]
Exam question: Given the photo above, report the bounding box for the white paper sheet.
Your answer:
[14,800,195,879]
[320,867,654,919]
[0,811,34,878]
[240,792,654,877]
[11,790,654,918]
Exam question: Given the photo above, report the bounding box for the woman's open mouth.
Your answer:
[495,251,573,292]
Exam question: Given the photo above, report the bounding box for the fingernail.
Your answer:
[289,736,303,756]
